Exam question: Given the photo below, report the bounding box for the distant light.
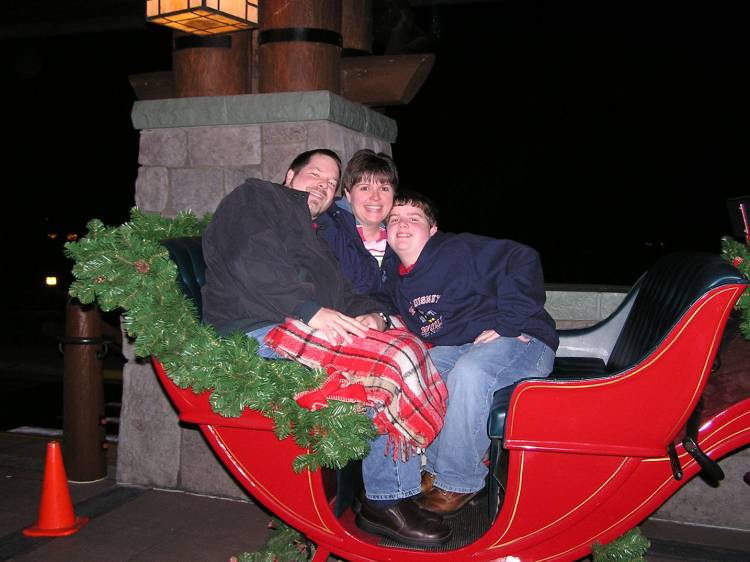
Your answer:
[66,233,79,241]
[47,233,58,240]
[146,0,258,36]
[45,276,58,286]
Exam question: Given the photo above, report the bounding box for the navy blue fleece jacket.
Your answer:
[316,198,399,313]
[393,232,559,351]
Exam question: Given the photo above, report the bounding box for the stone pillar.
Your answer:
[118,92,396,498]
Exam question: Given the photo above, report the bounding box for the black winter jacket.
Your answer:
[201,179,381,336]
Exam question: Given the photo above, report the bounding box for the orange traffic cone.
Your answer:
[23,441,89,537]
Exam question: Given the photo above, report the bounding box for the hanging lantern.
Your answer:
[146,1,259,36]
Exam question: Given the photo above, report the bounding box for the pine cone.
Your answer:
[134,260,150,274]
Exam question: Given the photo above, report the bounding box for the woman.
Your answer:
[317,149,400,312]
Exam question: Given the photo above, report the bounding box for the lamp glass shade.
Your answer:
[146,0,258,35]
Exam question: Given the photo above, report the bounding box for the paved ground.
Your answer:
[0,433,273,562]
[2,431,749,562]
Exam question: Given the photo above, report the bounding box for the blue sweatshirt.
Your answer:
[393,231,559,351]
[317,198,400,313]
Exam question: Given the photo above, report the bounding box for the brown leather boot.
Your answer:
[415,486,481,516]
[420,471,435,494]
[355,497,452,547]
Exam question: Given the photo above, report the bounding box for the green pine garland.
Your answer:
[237,519,651,562]
[233,518,346,562]
[592,528,650,562]
[65,208,375,472]
[232,518,312,562]
[721,236,750,340]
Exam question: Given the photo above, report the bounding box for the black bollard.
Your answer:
[61,297,107,482]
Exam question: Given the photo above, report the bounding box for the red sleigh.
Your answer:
[153,240,750,561]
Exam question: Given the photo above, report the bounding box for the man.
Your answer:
[386,190,559,516]
[201,150,451,546]
[202,149,385,347]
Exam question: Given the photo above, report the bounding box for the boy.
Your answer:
[386,190,559,515]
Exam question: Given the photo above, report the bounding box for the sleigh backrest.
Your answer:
[606,252,746,372]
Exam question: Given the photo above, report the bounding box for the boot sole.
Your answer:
[355,514,452,548]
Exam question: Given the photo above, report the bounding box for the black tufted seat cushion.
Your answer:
[162,237,206,319]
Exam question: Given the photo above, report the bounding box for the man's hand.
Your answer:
[308,308,369,344]
[355,312,386,332]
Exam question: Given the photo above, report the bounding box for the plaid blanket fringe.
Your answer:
[264,319,447,459]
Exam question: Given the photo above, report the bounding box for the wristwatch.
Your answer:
[377,312,391,330]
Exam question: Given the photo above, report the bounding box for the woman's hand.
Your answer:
[355,312,386,332]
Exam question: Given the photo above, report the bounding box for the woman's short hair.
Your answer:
[342,149,399,194]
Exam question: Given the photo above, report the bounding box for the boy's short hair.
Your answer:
[342,149,399,193]
[392,190,439,227]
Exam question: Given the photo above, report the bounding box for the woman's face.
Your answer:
[345,175,395,229]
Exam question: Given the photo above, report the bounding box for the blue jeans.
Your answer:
[362,427,422,501]
[248,324,421,500]
[246,324,282,359]
[425,335,555,493]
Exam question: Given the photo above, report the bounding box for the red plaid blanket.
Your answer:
[264,319,447,457]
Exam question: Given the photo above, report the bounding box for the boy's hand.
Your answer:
[474,330,531,344]
[473,329,500,344]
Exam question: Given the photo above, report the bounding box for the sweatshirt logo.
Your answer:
[408,294,443,337]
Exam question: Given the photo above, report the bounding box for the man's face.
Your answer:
[285,154,340,219]
[386,204,437,265]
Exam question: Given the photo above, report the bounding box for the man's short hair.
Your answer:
[285,149,342,181]
[342,149,399,194]
[392,190,439,227]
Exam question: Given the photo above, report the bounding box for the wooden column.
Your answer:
[173,30,250,97]
[62,299,106,483]
[342,0,372,55]
[258,0,342,94]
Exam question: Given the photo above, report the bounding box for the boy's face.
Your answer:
[386,204,437,265]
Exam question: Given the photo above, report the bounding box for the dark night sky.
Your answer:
[3,0,749,302]
[389,2,749,284]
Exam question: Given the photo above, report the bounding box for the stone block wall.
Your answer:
[135,120,392,218]
[545,285,628,329]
